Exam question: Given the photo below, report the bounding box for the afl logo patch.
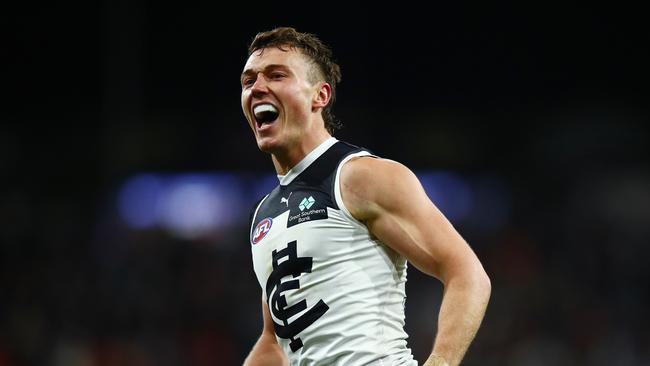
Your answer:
[252,217,273,245]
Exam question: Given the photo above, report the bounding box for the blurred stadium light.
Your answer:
[117,171,512,240]
[118,173,247,239]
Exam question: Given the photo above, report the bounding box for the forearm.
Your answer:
[430,271,491,366]
[243,334,288,366]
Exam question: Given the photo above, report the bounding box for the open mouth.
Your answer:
[253,103,279,127]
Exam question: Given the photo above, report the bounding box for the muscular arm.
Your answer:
[243,297,288,366]
[340,157,491,366]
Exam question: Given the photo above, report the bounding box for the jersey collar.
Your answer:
[277,137,338,186]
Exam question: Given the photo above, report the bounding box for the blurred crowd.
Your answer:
[1,148,649,365]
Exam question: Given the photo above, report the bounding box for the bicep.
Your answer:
[368,190,473,281]
[342,159,480,282]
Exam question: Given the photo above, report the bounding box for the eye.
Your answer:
[242,76,255,87]
[270,72,286,80]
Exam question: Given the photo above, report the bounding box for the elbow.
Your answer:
[477,265,491,303]
[460,259,491,302]
[443,260,491,301]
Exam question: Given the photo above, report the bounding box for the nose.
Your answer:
[251,73,269,96]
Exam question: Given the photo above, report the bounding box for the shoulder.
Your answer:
[341,156,420,193]
[339,156,423,221]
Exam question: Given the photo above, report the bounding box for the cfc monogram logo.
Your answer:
[265,241,329,351]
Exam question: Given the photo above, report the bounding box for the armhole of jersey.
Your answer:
[249,194,269,243]
[334,151,375,227]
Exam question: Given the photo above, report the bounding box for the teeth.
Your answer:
[253,103,279,124]
[253,104,278,118]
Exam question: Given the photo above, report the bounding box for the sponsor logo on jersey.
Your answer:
[298,196,315,211]
[287,194,328,228]
[280,192,293,207]
[252,217,273,245]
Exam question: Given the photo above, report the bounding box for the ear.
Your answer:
[312,82,332,110]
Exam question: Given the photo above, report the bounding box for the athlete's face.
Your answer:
[241,47,322,154]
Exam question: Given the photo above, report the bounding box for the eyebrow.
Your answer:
[241,64,290,80]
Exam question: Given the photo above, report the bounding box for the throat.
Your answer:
[271,135,334,176]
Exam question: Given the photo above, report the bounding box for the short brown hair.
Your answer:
[248,27,343,133]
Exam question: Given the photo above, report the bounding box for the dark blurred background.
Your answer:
[3,3,650,365]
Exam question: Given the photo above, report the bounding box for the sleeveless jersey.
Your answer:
[249,137,417,366]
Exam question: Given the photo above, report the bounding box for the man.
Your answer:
[241,27,490,366]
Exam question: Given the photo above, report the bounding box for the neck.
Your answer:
[271,129,331,175]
